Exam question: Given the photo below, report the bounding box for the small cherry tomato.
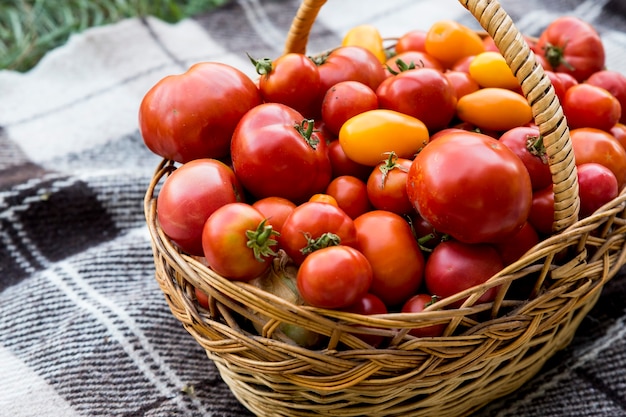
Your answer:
[577,163,619,218]
[297,245,373,309]
[562,83,621,131]
[401,294,446,337]
[424,240,503,308]
[354,210,425,307]
[366,152,413,215]
[202,203,278,281]
[251,196,296,234]
[325,175,372,219]
[468,51,520,90]
[339,109,429,166]
[456,87,533,131]
[424,20,486,69]
[321,81,379,137]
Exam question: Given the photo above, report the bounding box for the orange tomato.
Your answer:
[309,193,339,207]
[468,51,520,90]
[570,127,626,190]
[456,88,533,131]
[424,20,485,68]
[342,25,387,64]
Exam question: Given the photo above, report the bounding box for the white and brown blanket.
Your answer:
[1,0,625,416]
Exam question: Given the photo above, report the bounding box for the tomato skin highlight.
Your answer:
[297,246,373,309]
[407,131,533,244]
[139,62,262,163]
[339,109,429,166]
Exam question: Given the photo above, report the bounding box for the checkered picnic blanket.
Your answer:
[1,0,625,416]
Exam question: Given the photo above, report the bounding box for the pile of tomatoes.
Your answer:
[139,16,626,342]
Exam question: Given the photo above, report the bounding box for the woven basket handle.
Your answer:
[283,0,580,232]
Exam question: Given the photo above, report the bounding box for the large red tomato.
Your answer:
[535,16,605,82]
[156,159,244,256]
[407,130,533,243]
[231,103,332,203]
[353,210,425,307]
[139,62,262,163]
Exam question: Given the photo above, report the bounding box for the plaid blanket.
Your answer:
[1,0,625,416]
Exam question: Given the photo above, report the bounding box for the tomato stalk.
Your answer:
[300,232,341,255]
[247,53,273,77]
[294,119,320,150]
[526,134,548,164]
[246,219,280,262]
[542,42,575,71]
[378,151,408,187]
[385,58,422,75]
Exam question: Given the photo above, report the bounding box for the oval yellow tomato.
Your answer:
[424,20,485,68]
[456,88,533,131]
[469,51,520,90]
[339,109,429,166]
[342,24,387,64]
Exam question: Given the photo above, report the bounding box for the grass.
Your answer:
[0,0,228,72]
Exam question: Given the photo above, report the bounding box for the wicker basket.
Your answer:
[143,0,626,415]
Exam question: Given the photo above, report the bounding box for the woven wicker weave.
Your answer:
[144,0,626,416]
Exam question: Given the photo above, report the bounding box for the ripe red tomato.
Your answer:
[407,130,533,244]
[376,68,457,132]
[424,240,503,308]
[570,127,626,190]
[493,221,540,266]
[610,123,626,151]
[341,293,388,347]
[498,125,552,191]
[297,245,373,309]
[444,70,480,100]
[535,16,605,82]
[321,81,379,137]
[354,210,425,307]
[139,62,262,163]
[156,159,244,256]
[562,83,621,131]
[586,70,626,124]
[325,175,372,219]
[279,201,358,265]
[366,152,413,215]
[395,29,428,53]
[251,196,297,234]
[577,163,619,218]
[527,185,555,236]
[326,139,373,180]
[202,203,278,281]
[231,103,332,203]
[252,52,320,118]
[401,294,446,337]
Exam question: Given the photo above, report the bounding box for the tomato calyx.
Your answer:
[247,53,273,77]
[377,152,408,187]
[542,42,575,71]
[294,119,320,150]
[386,58,423,75]
[424,294,440,308]
[526,134,548,164]
[245,219,280,262]
[300,232,341,256]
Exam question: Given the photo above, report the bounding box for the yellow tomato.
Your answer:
[338,109,429,166]
[342,24,387,64]
[424,20,485,68]
[469,51,520,90]
[456,88,533,131]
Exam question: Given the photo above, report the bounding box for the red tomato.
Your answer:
[610,123,626,151]
[202,203,278,281]
[321,81,379,137]
[395,29,428,53]
[195,287,210,309]
[409,212,445,251]
[493,222,540,266]
[424,240,503,308]
[577,163,619,218]
[385,51,445,75]
[279,201,358,265]
[545,70,568,103]
[444,70,480,100]
[570,127,626,190]
[139,62,262,163]
[498,125,552,191]
[527,185,555,236]
[326,139,373,180]
[251,196,297,234]
[366,152,413,215]
[376,68,457,132]
[297,245,373,309]
[325,175,372,219]
[252,52,320,118]
[354,210,425,307]
[562,83,621,131]
[341,293,388,347]
[407,131,533,243]
[586,70,626,124]
[535,16,605,82]
[156,159,244,256]
[231,103,332,203]
[401,294,446,337]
